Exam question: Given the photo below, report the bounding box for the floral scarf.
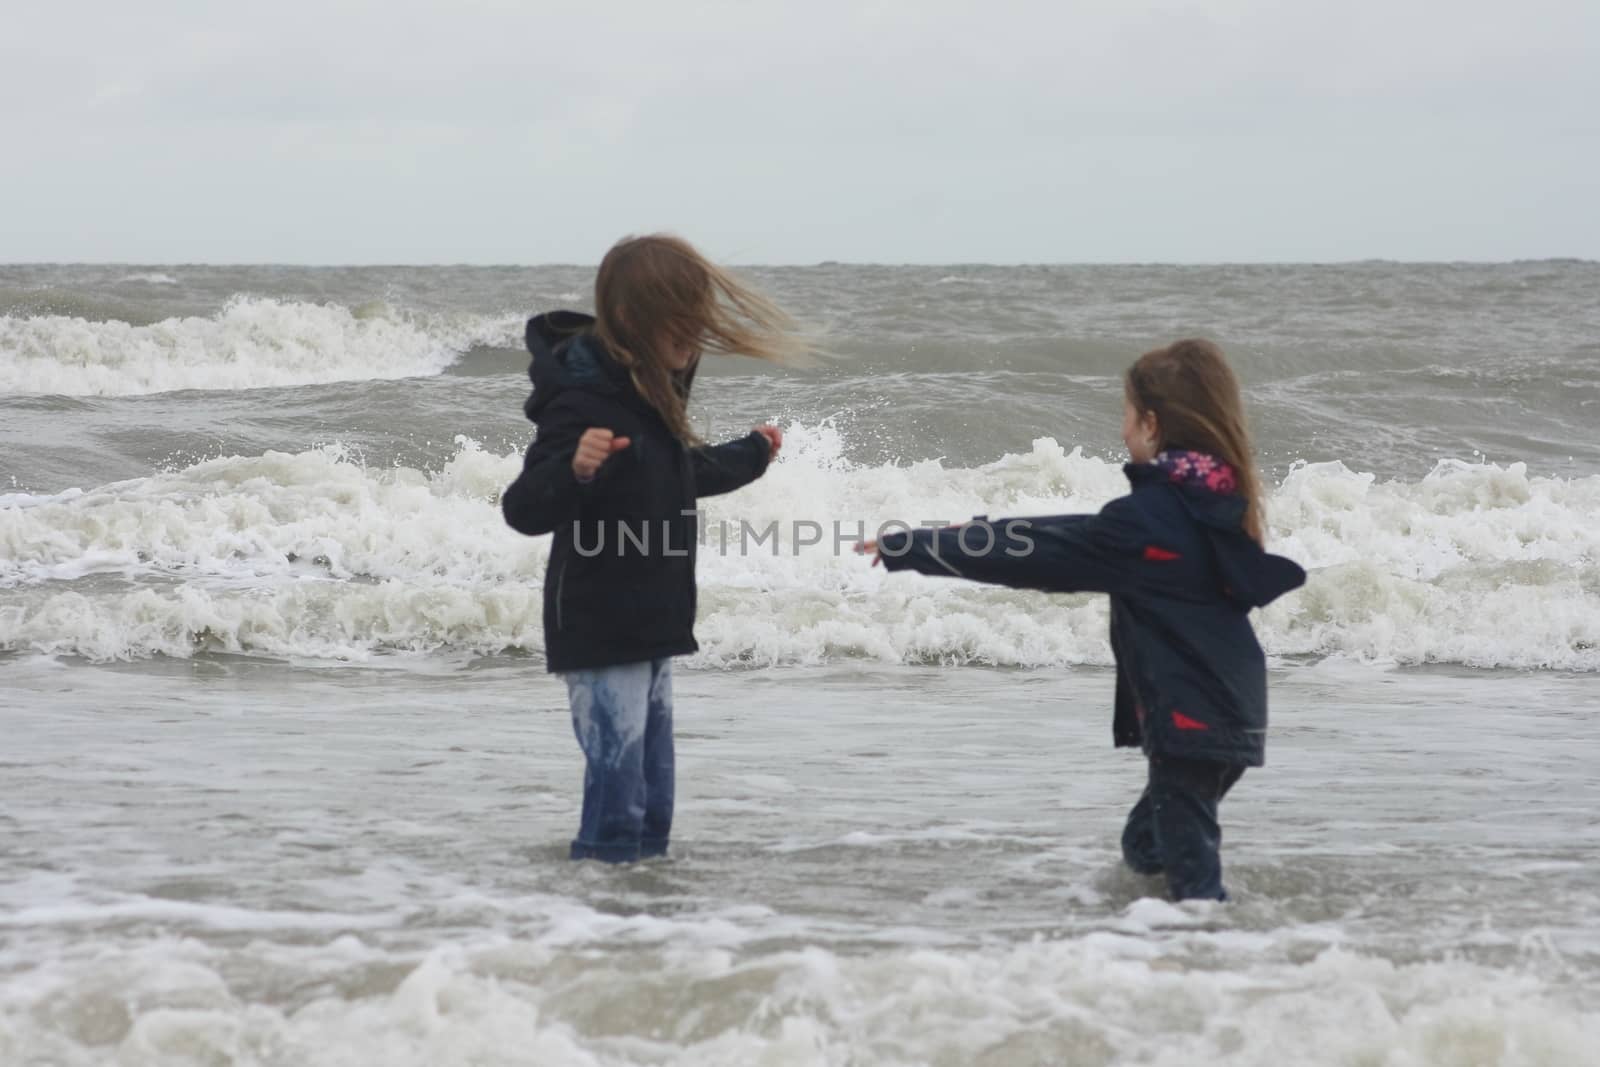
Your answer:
[1152,449,1238,494]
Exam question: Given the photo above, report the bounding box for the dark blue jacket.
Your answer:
[502,311,773,672]
[878,463,1306,766]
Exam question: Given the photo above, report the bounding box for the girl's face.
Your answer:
[655,322,702,371]
[1122,399,1160,463]
[662,336,700,371]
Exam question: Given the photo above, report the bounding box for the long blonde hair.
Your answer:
[592,234,800,443]
[1125,339,1266,544]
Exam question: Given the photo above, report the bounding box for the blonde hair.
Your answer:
[592,234,801,443]
[1125,339,1266,544]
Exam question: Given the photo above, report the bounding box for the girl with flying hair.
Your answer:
[503,234,798,863]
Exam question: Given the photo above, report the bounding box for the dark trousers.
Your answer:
[1121,755,1245,901]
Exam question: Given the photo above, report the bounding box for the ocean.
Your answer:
[2,262,1598,1065]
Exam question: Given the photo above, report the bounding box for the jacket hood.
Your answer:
[1126,457,1307,609]
[523,311,627,421]
[522,310,698,423]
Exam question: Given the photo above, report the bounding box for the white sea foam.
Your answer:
[0,928,1593,1066]
[1,429,1596,668]
[0,297,522,396]
[0,488,83,509]
[0,898,404,932]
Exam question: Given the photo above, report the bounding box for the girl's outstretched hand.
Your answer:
[573,427,631,481]
[857,539,881,567]
[754,424,783,458]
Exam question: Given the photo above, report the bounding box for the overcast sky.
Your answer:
[3,0,1596,264]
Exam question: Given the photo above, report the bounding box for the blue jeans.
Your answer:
[1121,756,1245,901]
[563,658,674,863]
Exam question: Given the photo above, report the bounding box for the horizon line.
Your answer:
[3,257,1596,269]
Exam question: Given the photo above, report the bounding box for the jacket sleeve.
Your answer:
[691,431,773,499]
[501,399,604,536]
[877,498,1148,594]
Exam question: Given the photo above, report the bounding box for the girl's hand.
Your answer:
[856,539,882,567]
[573,427,630,481]
[754,425,783,458]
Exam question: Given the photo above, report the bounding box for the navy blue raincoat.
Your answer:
[502,312,773,672]
[878,461,1306,766]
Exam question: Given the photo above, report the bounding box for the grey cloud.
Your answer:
[3,0,1597,262]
